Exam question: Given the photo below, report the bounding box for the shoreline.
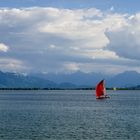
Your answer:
[0,87,139,90]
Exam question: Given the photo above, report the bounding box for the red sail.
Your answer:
[96,80,105,98]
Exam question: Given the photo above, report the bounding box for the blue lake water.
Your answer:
[0,90,140,140]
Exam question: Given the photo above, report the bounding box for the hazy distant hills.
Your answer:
[33,71,140,87]
[31,71,109,87]
[0,70,140,88]
[31,70,140,88]
[107,71,140,87]
[0,71,57,88]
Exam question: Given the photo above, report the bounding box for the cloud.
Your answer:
[38,8,107,49]
[0,58,29,72]
[0,7,139,74]
[106,13,140,60]
[0,43,9,52]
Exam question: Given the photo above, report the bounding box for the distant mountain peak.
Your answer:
[0,70,140,88]
[116,70,140,77]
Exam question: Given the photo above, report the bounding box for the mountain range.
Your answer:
[0,70,140,88]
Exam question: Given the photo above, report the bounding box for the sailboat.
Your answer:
[95,79,110,99]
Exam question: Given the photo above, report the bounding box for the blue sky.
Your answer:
[0,0,140,13]
[0,0,140,74]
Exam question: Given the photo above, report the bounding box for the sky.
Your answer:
[0,0,140,75]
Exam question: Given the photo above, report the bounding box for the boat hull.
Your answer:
[96,96,110,99]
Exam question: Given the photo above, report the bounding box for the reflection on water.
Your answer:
[0,90,140,140]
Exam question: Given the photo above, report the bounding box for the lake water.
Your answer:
[0,90,139,140]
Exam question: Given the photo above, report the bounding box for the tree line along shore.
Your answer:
[0,87,139,90]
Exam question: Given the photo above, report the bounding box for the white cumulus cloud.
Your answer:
[0,43,9,52]
[0,7,140,74]
[106,13,140,60]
